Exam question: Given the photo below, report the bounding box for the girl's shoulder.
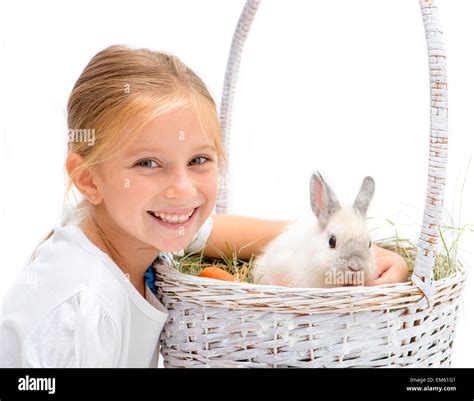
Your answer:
[30,224,125,284]
[8,225,131,319]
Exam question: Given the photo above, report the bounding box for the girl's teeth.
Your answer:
[155,209,194,224]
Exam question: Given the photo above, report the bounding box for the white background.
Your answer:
[0,0,472,367]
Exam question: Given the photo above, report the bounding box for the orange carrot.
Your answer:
[199,267,238,282]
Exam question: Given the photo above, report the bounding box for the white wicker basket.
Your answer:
[155,0,467,368]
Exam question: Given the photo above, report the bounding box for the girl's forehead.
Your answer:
[143,108,211,138]
[124,116,215,155]
[133,124,211,147]
[145,109,199,131]
[119,105,218,156]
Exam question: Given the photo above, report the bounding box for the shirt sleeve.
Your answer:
[183,214,214,255]
[21,289,122,368]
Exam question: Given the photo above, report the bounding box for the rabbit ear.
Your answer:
[310,172,341,230]
[353,176,375,217]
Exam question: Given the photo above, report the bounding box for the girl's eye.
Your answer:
[135,156,210,168]
[136,159,159,168]
[369,241,372,249]
[189,156,209,166]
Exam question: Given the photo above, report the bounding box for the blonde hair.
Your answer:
[31,44,227,262]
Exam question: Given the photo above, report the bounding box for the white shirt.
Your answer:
[0,217,213,368]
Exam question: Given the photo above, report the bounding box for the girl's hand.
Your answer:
[365,245,409,286]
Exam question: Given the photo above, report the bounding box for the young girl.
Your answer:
[0,45,407,368]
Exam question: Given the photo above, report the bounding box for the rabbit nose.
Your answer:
[348,266,361,272]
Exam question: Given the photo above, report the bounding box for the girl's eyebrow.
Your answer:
[126,145,216,156]
[194,145,217,152]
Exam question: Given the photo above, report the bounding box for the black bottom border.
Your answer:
[0,368,472,401]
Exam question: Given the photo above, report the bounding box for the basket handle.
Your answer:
[411,0,448,310]
[217,0,448,309]
[216,0,261,214]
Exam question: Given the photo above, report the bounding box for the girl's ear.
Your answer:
[66,153,101,204]
[310,171,340,230]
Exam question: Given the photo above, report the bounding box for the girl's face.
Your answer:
[94,107,218,253]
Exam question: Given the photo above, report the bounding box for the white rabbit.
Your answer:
[252,172,377,288]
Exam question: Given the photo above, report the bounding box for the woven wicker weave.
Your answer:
[155,0,467,368]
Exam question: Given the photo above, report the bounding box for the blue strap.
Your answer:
[145,253,175,296]
[144,264,157,296]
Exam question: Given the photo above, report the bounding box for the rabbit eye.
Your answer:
[329,235,337,249]
[369,241,372,249]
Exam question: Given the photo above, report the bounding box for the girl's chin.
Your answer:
[157,238,193,253]
[151,227,199,253]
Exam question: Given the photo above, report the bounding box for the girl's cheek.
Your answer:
[99,174,151,215]
[205,170,219,197]
[121,176,157,202]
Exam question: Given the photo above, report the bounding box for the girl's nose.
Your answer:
[163,169,196,199]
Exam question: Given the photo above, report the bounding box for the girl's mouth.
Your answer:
[147,207,199,230]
